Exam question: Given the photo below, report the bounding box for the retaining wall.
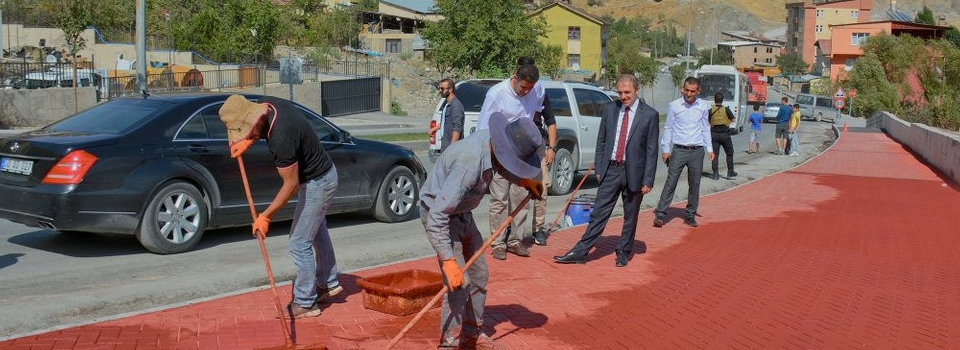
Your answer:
[0,88,98,128]
[868,111,960,186]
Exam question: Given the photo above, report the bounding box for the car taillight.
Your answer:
[429,120,437,144]
[42,150,98,185]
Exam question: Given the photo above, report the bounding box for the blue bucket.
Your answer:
[565,195,594,227]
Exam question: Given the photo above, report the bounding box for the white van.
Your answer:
[796,93,838,122]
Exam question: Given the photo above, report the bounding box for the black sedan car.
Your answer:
[0,93,426,254]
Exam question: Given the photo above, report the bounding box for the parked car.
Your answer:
[0,93,426,254]
[762,102,781,123]
[427,79,615,195]
[796,93,838,122]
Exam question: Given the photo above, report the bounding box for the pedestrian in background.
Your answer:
[775,96,792,155]
[789,103,802,157]
[219,95,342,319]
[653,77,714,228]
[428,78,465,153]
[554,74,659,267]
[708,92,737,180]
[748,104,763,154]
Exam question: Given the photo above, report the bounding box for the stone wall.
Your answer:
[868,111,960,186]
[0,88,98,128]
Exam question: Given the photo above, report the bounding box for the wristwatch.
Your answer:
[548,146,557,152]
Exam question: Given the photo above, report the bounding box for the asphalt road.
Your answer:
[0,90,842,339]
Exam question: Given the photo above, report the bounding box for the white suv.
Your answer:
[428,79,614,195]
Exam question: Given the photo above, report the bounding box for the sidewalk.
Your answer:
[3,131,960,349]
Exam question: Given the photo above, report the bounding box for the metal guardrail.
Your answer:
[1,58,390,102]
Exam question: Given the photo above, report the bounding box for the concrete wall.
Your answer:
[0,87,98,128]
[868,111,960,186]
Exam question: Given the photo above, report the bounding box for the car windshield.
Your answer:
[796,94,814,105]
[45,98,171,134]
[698,74,735,101]
[455,81,499,113]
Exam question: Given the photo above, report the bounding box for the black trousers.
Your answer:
[568,163,642,256]
[711,129,734,172]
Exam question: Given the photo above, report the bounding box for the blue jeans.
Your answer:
[789,131,800,154]
[290,166,339,307]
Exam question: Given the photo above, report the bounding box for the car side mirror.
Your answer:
[339,130,353,143]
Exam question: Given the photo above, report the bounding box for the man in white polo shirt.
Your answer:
[477,60,546,260]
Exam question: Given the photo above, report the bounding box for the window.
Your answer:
[47,98,169,134]
[568,26,581,40]
[765,58,772,63]
[545,88,572,116]
[851,32,870,46]
[386,39,401,54]
[299,108,338,142]
[767,47,773,53]
[816,9,824,17]
[754,47,758,53]
[851,10,858,18]
[567,54,580,69]
[753,57,758,63]
[815,25,823,33]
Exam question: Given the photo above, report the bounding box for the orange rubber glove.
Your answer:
[230,139,254,158]
[517,178,545,201]
[441,258,464,289]
[252,214,270,238]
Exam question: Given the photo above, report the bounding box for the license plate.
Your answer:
[0,157,34,175]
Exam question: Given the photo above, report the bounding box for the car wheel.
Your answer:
[372,166,419,222]
[548,148,574,196]
[137,181,208,254]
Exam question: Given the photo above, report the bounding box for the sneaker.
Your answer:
[709,172,720,181]
[789,152,799,157]
[683,217,699,227]
[533,228,548,246]
[653,217,665,228]
[285,302,322,319]
[506,241,530,257]
[775,149,783,155]
[727,170,738,178]
[492,245,507,260]
[317,285,343,301]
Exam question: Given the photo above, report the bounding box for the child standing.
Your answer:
[748,104,763,154]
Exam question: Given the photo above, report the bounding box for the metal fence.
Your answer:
[2,57,390,102]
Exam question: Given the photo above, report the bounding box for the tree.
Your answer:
[422,0,556,76]
[915,5,935,25]
[697,48,733,67]
[174,0,283,62]
[669,64,686,90]
[775,52,809,77]
[46,0,94,112]
[945,27,960,49]
[844,52,899,118]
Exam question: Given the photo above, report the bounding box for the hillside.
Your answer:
[567,0,960,46]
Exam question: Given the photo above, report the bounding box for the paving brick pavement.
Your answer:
[3,131,960,350]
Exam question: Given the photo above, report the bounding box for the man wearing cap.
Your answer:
[219,95,341,319]
[420,115,543,349]
[554,74,659,267]
[476,61,547,260]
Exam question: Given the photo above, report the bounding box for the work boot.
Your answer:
[727,170,738,178]
[317,285,343,302]
[283,302,321,319]
[506,241,530,257]
[492,245,507,260]
[533,228,549,246]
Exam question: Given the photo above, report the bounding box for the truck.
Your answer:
[743,68,767,106]
[428,79,615,195]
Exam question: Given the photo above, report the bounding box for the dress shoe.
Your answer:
[533,228,549,246]
[684,216,699,227]
[653,217,665,228]
[492,245,507,260]
[615,251,629,267]
[553,252,585,264]
[506,241,530,257]
[728,170,738,178]
[709,172,720,180]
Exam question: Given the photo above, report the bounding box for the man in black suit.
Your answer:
[554,74,659,267]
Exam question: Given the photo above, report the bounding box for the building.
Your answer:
[785,0,874,71]
[825,20,947,82]
[717,41,783,71]
[527,1,605,79]
[721,31,786,46]
[359,0,439,58]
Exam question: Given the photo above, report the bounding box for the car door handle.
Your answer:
[188,144,209,153]
[581,125,588,130]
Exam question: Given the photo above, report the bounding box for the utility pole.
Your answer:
[136,0,147,94]
[710,0,717,65]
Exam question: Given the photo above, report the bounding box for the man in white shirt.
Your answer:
[653,77,715,228]
[477,62,545,260]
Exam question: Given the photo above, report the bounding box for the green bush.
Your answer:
[390,99,408,116]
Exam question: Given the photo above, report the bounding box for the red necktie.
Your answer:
[615,106,630,163]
